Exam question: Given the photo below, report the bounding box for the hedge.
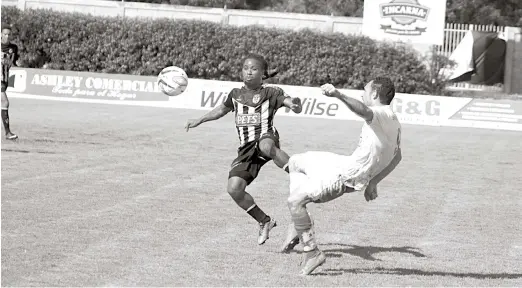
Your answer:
[1,6,436,94]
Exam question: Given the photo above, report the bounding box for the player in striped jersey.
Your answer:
[185,54,302,245]
[1,25,19,140]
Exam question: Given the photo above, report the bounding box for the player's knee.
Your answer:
[227,178,247,200]
[1,93,8,110]
[258,139,277,157]
[287,192,306,214]
[227,184,244,199]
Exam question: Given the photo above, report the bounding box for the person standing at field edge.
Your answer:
[1,25,19,140]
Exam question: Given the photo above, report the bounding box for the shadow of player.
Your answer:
[322,243,427,262]
[312,244,522,280]
[317,267,522,280]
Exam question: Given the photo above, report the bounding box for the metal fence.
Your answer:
[439,23,506,92]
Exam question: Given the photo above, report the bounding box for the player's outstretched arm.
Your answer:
[185,103,232,131]
[321,84,373,122]
[268,85,302,114]
[365,148,402,201]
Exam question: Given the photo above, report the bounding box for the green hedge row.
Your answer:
[1,6,437,94]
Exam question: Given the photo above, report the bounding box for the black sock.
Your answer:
[247,205,270,224]
[1,109,10,134]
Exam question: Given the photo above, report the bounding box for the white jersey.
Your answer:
[341,105,401,190]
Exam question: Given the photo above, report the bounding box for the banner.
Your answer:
[9,68,469,125]
[450,99,522,124]
[198,83,356,120]
[7,68,522,131]
[362,0,447,45]
[440,30,506,85]
[195,82,471,125]
[8,68,171,102]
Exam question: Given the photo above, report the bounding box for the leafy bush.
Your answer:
[2,6,436,94]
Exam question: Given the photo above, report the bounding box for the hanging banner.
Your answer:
[362,0,447,45]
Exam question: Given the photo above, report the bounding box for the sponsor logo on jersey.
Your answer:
[236,113,261,126]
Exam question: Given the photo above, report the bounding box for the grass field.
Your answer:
[2,97,522,287]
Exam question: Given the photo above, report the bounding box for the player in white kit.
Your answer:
[282,77,403,275]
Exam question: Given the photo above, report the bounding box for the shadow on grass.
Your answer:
[310,244,522,279]
[317,267,522,279]
[33,139,105,145]
[321,243,427,261]
[2,148,57,154]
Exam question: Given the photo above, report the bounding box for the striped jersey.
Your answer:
[224,85,288,147]
[1,43,19,83]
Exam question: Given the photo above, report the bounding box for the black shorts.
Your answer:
[1,81,7,93]
[228,133,280,185]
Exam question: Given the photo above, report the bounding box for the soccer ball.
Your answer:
[157,66,189,96]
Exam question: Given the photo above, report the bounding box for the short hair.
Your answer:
[243,53,278,80]
[371,76,395,105]
[2,25,12,31]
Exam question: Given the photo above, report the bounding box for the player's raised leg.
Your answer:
[1,86,17,140]
[286,152,354,275]
[227,139,279,244]
[287,172,326,275]
[227,176,277,245]
[281,152,332,253]
[258,137,291,173]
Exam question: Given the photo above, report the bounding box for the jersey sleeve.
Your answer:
[271,86,289,110]
[223,88,236,111]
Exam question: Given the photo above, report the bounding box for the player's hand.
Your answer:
[364,183,378,202]
[185,119,201,132]
[321,84,340,98]
[290,97,302,113]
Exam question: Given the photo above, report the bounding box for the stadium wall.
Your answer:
[2,0,522,94]
[6,67,522,132]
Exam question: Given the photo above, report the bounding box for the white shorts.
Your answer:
[288,151,357,203]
